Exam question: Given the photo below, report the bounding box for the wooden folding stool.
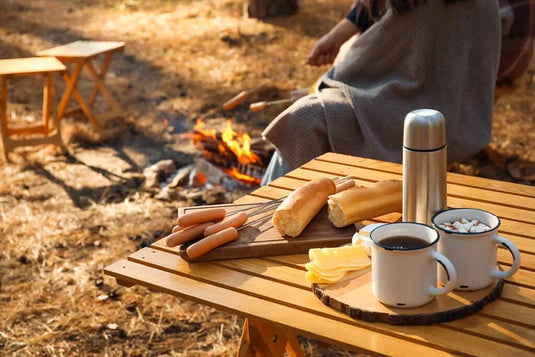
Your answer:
[38,41,126,133]
[0,57,66,161]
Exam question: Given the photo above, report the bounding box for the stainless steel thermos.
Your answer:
[402,109,447,225]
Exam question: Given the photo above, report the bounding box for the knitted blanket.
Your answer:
[262,0,501,169]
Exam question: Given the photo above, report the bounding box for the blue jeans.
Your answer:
[261,150,289,186]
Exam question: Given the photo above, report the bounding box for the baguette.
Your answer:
[273,177,336,237]
[328,180,402,227]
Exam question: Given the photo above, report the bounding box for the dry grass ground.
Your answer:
[0,0,533,356]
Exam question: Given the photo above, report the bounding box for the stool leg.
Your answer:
[0,76,10,161]
[84,59,121,111]
[88,52,114,107]
[60,61,100,132]
[57,61,83,120]
[48,73,65,151]
[43,73,52,134]
[70,80,101,132]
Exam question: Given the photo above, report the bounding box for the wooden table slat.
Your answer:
[496,236,535,256]
[446,196,534,224]
[498,249,535,272]
[501,285,535,308]
[441,315,535,350]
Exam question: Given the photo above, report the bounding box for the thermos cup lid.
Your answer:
[403,109,446,150]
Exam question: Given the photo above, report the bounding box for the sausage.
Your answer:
[335,179,356,193]
[203,211,248,236]
[166,222,214,247]
[186,227,239,259]
[176,208,226,228]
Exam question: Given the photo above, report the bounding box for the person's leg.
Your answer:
[261,150,289,185]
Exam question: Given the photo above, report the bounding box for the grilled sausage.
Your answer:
[203,211,248,236]
[186,227,239,259]
[176,208,227,228]
[166,222,214,247]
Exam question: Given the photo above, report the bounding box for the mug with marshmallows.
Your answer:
[369,222,457,308]
[432,208,521,291]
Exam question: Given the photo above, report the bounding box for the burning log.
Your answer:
[192,119,273,185]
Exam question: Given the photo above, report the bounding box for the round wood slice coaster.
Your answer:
[312,268,504,325]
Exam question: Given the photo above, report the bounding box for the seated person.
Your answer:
[261,0,502,184]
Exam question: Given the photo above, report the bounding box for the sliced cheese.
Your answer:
[305,271,346,284]
[305,262,349,278]
[308,245,370,271]
[305,245,371,284]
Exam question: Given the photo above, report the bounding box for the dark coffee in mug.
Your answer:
[380,236,428,249]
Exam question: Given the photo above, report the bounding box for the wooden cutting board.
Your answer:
[151,202,355,261]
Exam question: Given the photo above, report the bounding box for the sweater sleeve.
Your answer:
[345,1,373,32]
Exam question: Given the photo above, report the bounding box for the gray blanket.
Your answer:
[262,0,501,169]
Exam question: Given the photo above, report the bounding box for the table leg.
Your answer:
[237,318,305,357]
[116,278,136,288]
[88,52,114,107]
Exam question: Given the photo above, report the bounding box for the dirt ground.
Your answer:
[0,1,533,356]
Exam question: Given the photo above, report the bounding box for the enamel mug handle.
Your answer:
[429,251,457,296]
[491,235,521,279]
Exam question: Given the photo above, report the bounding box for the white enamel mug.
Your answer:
[370,222,457,308]
[432,208,521,291]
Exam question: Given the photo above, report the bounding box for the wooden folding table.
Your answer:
[105,152,535,356]
[38,41,125,133]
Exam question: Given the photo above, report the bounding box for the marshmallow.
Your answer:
[439,218,491,233]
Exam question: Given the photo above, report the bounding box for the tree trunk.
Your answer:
[245,0,298,18]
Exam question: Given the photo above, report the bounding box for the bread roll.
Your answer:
[273,178,336,237]
[328,180,402,227]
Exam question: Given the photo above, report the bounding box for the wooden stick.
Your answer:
[249,98,293,112]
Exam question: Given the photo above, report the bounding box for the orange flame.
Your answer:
[194,118,216,140]
[193,118,263,185]
[224,167,261,185]
[221,120,262,165]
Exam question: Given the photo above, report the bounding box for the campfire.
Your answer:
[143,119,273,202]
[192,119,268,185]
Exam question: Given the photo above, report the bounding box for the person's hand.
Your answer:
[306,33,342,66]
[306,19,359,66]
